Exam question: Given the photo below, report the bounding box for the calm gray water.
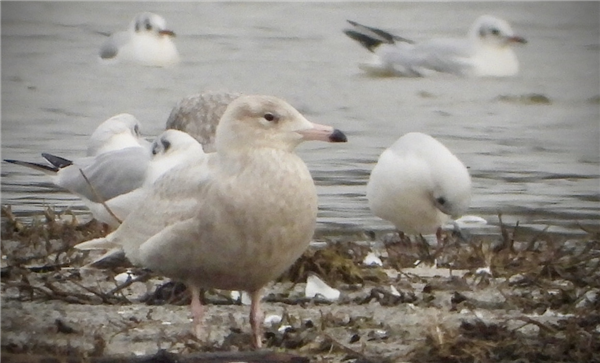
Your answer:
[1,2,599,237]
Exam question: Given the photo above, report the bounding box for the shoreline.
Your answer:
[1,207,599,362]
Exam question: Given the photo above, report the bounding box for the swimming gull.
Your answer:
[344,15,527,77]
[366,132,471,242]
[165,91,241,152]
[76,94,348,348]
[99,12,179,67]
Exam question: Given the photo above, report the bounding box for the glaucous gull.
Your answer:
[344,15,526,77]
[165,91,241,152]
[367,132,471,242]
[75,95,347,348]
[99,12,179,67]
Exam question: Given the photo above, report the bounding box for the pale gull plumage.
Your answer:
[99,12,179,67]
[165,91,241,152]
[76,94,348,348]
[344,15,527,77]
[367,132,471,242]
[4,114,152,227]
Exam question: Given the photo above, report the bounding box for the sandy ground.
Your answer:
[1,211,599,362]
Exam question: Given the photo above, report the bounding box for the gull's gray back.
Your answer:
[166,91,241,152]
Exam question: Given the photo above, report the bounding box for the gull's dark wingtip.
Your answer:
[42,153,73,168]
[3,158,59,173]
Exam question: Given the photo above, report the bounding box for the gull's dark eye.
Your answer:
[490,28,500,36]
[263,113,278,122]
[145,22,152,31]
[161,138,171,152]
[436,197,446,206]
[134,124,140,135]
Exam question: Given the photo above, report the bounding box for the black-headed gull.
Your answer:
[4,114,152,227]
[367,132,471,241]
[99,12,179,67]
[88,129,206,227]
[86,113,150,156]
[344,15,527,77]
[5,127,206,229]
[76,95,348,348]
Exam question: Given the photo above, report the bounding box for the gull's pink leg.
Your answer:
[249,289,264,349]
[190,286,204,339]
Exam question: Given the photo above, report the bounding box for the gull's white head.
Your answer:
[398,132,472,219]
[470,15,527,47]
[87,113,147,156]
[151,129,204,158]
[146,129,205,185]
[367,132,471,235]
[129,12,176,38]
[215,95,347,153]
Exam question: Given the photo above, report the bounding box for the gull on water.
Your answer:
[99,12,180,67]
[76,95,348,348]
[4,114,152,227]
[344,15,527,77]
[366,132,471,242]
[166,91,242,152]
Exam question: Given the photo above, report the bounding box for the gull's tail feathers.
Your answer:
[74,237,118,251]
[82,247,129,270]
[344,20,413,52]
[75,237,129,269]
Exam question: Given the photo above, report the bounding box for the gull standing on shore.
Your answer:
[3,114,152,227]
[367,132,471,242]
[76,95,348,348]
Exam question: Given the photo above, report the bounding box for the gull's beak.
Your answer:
[158,29,176,37]
[296,122,348,143]
[507,35,527,44]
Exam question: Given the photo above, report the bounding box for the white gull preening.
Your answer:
[344,15,527,77]
[99,12,180,67]
[367,132,471,240]
[75,95,348,348]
